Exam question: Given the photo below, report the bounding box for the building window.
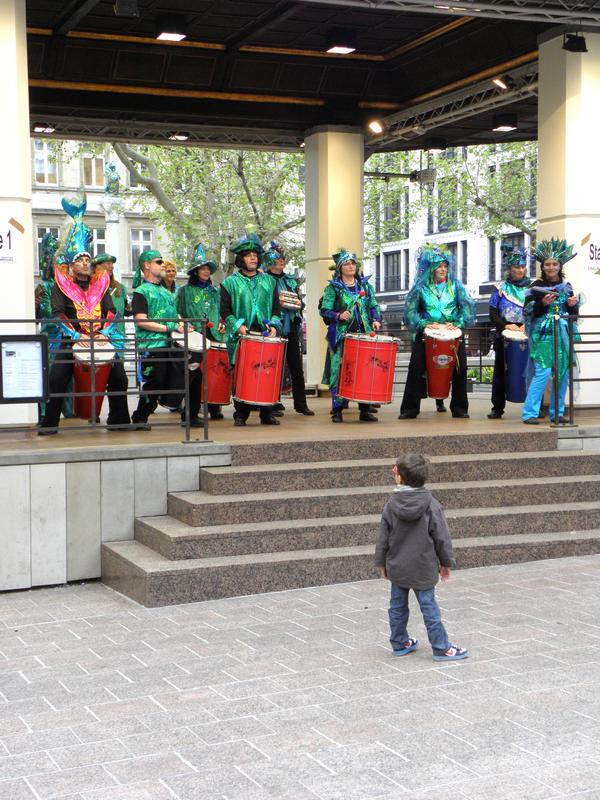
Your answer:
[33,140,58,185]
[383,251,401,291]
[130,229,153,269]
[92,227,106,257]
[437,178,458,233]
[83,151,105,188]
[461,240,468,285]
[403,249,410,290]
[383,187,409,241]
[36,225,60,273]
[445,242,457,275]
[488,238,496,281]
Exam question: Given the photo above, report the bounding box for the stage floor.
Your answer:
[2,394,600,454]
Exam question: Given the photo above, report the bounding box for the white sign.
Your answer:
[1,340,44,399]
[580,232,600,274]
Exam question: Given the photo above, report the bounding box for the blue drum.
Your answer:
[502,329,529,403]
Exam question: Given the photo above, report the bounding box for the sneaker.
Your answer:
[393,638,419,657]
[433,645,469,661]
[523,418,540,425]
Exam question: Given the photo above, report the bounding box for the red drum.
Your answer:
[338,333,398,404]
[201,342,232,405]
[73,338,115,419]
[423,326,461,399]
[233,334,286,406]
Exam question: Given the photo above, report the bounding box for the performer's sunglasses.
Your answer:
[152,259,165,265]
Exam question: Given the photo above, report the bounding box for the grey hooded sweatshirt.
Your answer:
[374,487,456,589]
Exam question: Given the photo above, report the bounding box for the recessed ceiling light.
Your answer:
[492,77,508,90]
[156,14,187,42]
[492,113,518,132]
[326,28,357,55]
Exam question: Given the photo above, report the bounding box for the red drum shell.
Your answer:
[423,331,458,399]
[337,334,397,404]
[201,342,232,405]
[233,335,286,406]
[73,344,114,419]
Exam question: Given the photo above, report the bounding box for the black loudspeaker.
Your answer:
[114,0,139,18]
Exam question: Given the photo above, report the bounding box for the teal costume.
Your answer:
[92,253,129,353]
[319,249,381,416]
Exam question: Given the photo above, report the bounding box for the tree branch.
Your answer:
[112,142,184,222]
[233,152,262,229]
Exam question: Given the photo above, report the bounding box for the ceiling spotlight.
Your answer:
[562,32,587,53]
[425,136,446,153]
[156,14,187,42]
[326,28,357,55]
[168,132,189,141]
[33,123,55,134]
[113,0,139,18]
[368,120,384,135]
[492,113,518,132]
[299,142,305,148]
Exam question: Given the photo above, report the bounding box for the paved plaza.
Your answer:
[1,556,600,800]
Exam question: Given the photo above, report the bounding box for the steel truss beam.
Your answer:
[375,62,538,145]
[29,117,305,151]
[299,0,600,28]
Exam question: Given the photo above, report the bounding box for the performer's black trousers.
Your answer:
[233,400,273,422]
[187,365,221,420]
[285,324,308,410]
[133,348,184,422]
[40,342,130,429]
[400,332,468,416]
[490,334,506,414]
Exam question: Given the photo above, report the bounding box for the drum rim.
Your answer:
[343,333,396,343]
[239,334,286,344]
[501,329,528,341]
[423,326,461,341]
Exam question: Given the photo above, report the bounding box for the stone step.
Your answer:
[135,501,600,560]
[102,529,600,607]
[229,430,557,466]
[200,451,600,495]
[167,474,600,527]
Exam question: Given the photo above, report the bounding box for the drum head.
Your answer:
[502,329,527,342]
[74,339,115,363]
[423,326,461,341]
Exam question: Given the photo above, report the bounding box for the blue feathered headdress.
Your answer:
[60,195,92,264]
[533,238,576,266]
[40,231,59,282]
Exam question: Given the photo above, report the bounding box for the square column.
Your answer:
[538,31,600,405]
[304,126,364,387]
[0,0,36,424]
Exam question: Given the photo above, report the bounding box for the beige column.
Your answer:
[0,0,36,424]
[304,126,364,387]
[538,30,600,406]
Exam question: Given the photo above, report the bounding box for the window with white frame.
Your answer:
[36,225,60,274]
[82,150,105,188]
[33,140,58,185]
[92,227,106,257]
[130,229,153,269]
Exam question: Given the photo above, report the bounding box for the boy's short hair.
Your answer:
[395,453,429,488]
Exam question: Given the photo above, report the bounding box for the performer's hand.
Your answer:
[427,323,441,329]
[542,292,557,305]
[339,310,351,321]
[506,324,520,331]
[372,321,382,331]
[218,323,226,334]
[239,324,248,336]
[78,336,91,349]
[268,326,277,337]
[567,295,578,307]
[440,566,451,581]
[445,322,458,330]
[377,565,388,580]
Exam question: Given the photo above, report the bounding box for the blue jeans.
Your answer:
[522,364,568,421]
[388,584,450,653]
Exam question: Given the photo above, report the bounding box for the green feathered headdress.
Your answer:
[533,238,576,266]
[230,233,263,257]
[330,248,362,274]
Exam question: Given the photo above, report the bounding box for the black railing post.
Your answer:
[182,323,191,443]
[90,332,98,429]
[552,314,560,427]
[201,318,209,442]
[568,315,575,426]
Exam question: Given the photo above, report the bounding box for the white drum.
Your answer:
[501,328,528,342]
[172,330,210,352]
[423,325,462,342]
[73,337,115,363]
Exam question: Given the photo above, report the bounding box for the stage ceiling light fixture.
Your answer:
[563,32,588,52]
[168,132,189,141]
[326,28,357,55]
[368,120,384,135]
[156,14,187,42]
[492,75,514,90]
[113,0,139,18]
[425,136,446,153]
[33,123,55,134]
[492,113,518,132]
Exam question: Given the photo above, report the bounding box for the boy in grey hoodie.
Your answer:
[375,453,469,661]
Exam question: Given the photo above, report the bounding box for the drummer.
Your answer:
[398,245,474,420]
[522,238,579,425]
[487,246,531,419]
[38,197,130,435]
[263,241,314,417]
[131,249,187,430]
[220,233,282,427]
[176,243,226,422]
[319,249,382,423]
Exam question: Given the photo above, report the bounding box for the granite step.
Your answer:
[229,430,557,466]
[135,501,600,560]
[168,475,600,527]
[200,451,600,495]
[102,529,600,607]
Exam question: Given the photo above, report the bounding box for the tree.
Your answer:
[364,141,538,256]
[111,143,305,274]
